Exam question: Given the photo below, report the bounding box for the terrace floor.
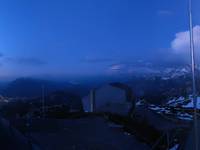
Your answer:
[28,117,150,150]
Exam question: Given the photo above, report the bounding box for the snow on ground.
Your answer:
[136,96,197,121]
[176,112,193,121]
[136,100,145,106]
[169,144,179,150]
[149,104,171,114]
[166,97,186,107]
[182,97,200,109]
[167,96,200,109]
[148,104,193,121]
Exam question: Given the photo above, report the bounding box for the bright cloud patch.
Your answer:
[109,64,125,71]
[171,25,200,54]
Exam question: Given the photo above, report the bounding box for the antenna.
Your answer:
[90,89,96,112]
[188,0,198,149]
[42,84,45,119]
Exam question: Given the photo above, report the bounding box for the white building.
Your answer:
[82,83,135,116]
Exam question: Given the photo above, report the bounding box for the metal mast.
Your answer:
[42,85,45,119]
[90,89,96,112]
[188,0,198,149]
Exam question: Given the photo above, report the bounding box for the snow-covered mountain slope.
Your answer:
[135,98,194,121]
[145,96,200,121]
[148,104,193,121]
[160,66,191,80]
[167,96,200,109]
[108,61,192,80]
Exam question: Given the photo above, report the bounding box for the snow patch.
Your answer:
[182,97,200,109]
[136,100,145,106]
[167,96,200,109]
[177,113,193,121]
[169,144,179,150]
[149,103,193,121]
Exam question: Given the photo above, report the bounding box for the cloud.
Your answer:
[6,57,47,66]
[107,62,160,75]
[157,10,173,16]
[107,63,129,75]
[109,64,125,71]
[171,25,200,54]
[81,57,113,63]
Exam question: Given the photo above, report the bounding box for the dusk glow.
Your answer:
[0,0,198,80]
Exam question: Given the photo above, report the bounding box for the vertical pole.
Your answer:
[42,85,45,118]
[188,0,198,149]
[90,89,96,112]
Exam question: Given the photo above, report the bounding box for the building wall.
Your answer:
[82,85,132,115]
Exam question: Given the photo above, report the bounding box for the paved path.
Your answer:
[0,116,30,150]
[29,117,150,150]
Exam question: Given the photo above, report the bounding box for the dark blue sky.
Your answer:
[0,0,199,80]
